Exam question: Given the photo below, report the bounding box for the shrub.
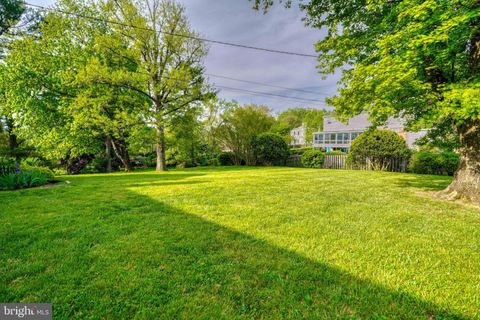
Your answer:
[326,150,345,155]
[301,150,324,168]
[252,133,289,166]
[0,157,17,176]
[347,130,411,170]
[81,157,109,174]
[176,161,197,169]
[0,169,52,191]
[217,152,234,166]
[290,146,313,155]
[207,157,220,166]
[410,151,460,176]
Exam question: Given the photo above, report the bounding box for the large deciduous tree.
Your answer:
[214,104,275,166]
[2,0,146,171]
[255,0,480,204]
[87,0,213,171]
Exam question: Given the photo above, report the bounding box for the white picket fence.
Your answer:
[287,154,409,173]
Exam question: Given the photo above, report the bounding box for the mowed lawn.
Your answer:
[1,167,479,319]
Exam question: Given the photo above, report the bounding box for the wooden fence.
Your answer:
[286,154,410,173]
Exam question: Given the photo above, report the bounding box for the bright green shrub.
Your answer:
[290,146,313,155]
[21,165,55,182]
[410,151,460,176]
[301,150,324,168]
[0,170,50,190]
[0,163,55,190]
[252,133,289,166]
[326,150,345,155]
[347,130,411,170]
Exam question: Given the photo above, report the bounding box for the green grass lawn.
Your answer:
[1,167,479,319]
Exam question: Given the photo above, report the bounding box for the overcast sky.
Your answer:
[30,0,340,114]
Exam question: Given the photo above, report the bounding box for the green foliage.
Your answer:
[217,152,234,166]
[0,0,24,35]
[290,146,313,155]
[81,157,109,174]
[0,166,53,190]
[20,165,55,182]
[0,156,16,176]
[326,150,345,155]
[300,0,480,183]
[252,133,289,166]
[347,130,411,170]
[410,151,460,176]
[301,149,324,168]
[277,108,326,143]
[214,104,275,165]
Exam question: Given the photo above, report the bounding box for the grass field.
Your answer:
[1,167,479,319]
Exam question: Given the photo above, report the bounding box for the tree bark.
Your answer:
[439,120,480,204]
[105,136,113,173]
[155,123,167,172]
[111,138,132,172]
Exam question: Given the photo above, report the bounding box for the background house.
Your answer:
[290,125,307,147]
[313,113,428,152]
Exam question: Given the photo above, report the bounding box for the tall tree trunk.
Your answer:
[105,136,112,173]
[156,123,167,172]
[440,120,480,204]
[111,138,132,172]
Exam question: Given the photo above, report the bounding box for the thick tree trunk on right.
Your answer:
[439,120,480,204]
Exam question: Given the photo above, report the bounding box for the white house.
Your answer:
[290,124,307,147]
[312,113,428,152]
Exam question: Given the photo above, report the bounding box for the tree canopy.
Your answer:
[254,0,480,203]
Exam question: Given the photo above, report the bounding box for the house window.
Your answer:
[351,132,362,140]
[330,133,336,144]
[316,134,324,144]
[336,133,343,144]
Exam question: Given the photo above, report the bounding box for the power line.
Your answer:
[215,85,324,104]
[206,73,331,97]
[24,2,318,58]
[158,74,324,104]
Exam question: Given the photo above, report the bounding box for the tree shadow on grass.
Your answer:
[1,173,467,319]
[394,174,452,192]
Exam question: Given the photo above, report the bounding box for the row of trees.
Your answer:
[0,0,212,172]
[0,0,327,173]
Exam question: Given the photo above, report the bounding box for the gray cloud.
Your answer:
[181,0,339,113]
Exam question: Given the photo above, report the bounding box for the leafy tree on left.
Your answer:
[1,0,148,172]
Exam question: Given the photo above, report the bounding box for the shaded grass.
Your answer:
[1,167,479,319]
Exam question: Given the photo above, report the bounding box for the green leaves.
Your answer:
[0,0,25,35]
[304,0,479,134]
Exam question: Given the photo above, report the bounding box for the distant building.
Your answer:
[313,113,428,152]
[290,125,307,147]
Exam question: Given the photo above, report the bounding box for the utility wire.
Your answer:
[24,2,318,58]
[206,73,330,97]
[157,74,324,104]
[214,85,323,104]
